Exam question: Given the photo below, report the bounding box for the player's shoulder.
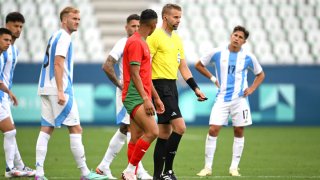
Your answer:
[242,49,257,60]
[57,29,71,41]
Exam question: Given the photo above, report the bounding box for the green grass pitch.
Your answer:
[1,126,320,179]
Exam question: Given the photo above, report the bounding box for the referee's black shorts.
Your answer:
[153,79,182,124]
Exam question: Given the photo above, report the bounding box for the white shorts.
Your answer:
[209,97,252,127]
[0,99,13,123]
[40,94,80,127]
[116,88,130,125]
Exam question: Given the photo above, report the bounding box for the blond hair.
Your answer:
[60,6,80,22]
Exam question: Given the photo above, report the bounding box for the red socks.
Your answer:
[129,138,150,166]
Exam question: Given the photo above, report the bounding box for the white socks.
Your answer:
[204,134,217,170]
[98,129,126,171]
[70,134,90,176]
[36,131,50,176]
[14,142,25,170]
[4,129,17,170]
[230,137,245,170]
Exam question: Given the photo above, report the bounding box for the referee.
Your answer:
[147,3,207,180]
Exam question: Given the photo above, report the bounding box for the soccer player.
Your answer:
[0,12,37,178]
[0,28,15,97]
[121,9,165,180]
[146,4,207,180]
[96,14,152,180]
[35,7,107,180]
[195,26,265,177]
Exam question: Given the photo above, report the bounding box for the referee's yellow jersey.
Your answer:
[147,28,185,80]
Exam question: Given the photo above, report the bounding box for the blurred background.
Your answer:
[1,0,319,126]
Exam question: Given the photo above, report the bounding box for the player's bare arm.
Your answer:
[0,81,18,106]
[151,84,165,114]
[179,59,207,101]
[54,55,66,105]
[195,61,220,88]
[244,71,265,97]
[102,55,122,90]
[130,64,155,116]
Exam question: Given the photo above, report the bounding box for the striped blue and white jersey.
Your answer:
[0,45,19,102]
[109,37,127,82]
[200,45,263,102]
[38,29,74,95]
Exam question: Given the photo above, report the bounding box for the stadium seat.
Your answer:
[204,5,221,19]
[264,16,282,33]
[297,5,314,19]
[311,41,320,60]
[207,15,225,30]
[222,5,240,18]
[212,30,229,46]
[260,5,277,20]
[268,29,286,43]
[287,29,305,44]
[252,0,270,5]
[197,40,214,56]
[38,2,56,16]
[301,16,319,31]
[246,16,263,30]
[227,17,244,31]
[41,15,59,35]
[282,16,300,31]
[194,29,211,45]
[19,0,37,18]
[241,5,258,19]
[250,28,267,42]
[1,1,18,17]
[178,28,191,41]
[183,39,198,63]
[274,41,295,64]
[306,29,320,43]
[278,5,295,19]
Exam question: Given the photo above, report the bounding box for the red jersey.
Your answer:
[122,32,152,113]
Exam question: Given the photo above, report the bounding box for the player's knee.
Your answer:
[146,128,159,141]
[208,127,219,137]
[174,124,186,135]
[119,124,129,135]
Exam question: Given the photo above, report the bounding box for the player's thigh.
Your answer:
[40,95,55,125]
[133,104,158,141]
[209,100,230,126]
[230,97,252,127]
[0,101,13,125]
[48,95,80,127]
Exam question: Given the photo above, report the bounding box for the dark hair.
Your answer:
[162,3,181,18]
[127,14,140,24]
[0,28,12,36]
[140,9,157,25]
[233,25,249,40]
[6,12,25,24]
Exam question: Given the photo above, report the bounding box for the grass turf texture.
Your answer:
[1,126,319,179]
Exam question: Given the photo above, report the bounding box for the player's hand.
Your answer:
[9,91,18,106]
[57,91,66,105]
[154,97,165,114]
[195,88,208,101]
[244,87,254,97]
[143,98,155,116]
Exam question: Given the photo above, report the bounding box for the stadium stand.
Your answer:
[154,0,320,65]
[0,0,319,64]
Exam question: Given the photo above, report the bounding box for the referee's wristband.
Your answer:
[210,76,217,83]
[186,77,199,91]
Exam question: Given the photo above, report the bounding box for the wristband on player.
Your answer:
[186,77,199,91]
[210,76,217,83]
